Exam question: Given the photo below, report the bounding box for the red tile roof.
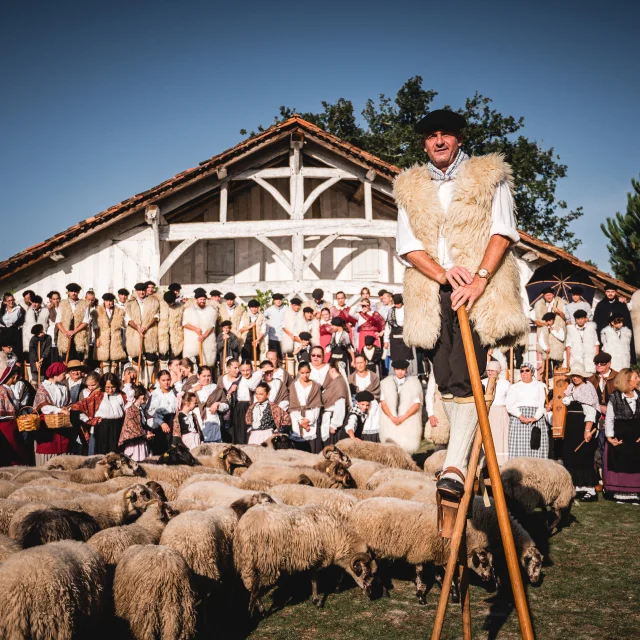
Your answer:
[0,116,632,294]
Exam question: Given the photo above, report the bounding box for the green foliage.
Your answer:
[601,176,640,287]
[241,77,583,252]
[253,288,288,310]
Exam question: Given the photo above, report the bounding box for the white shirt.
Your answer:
[396,180,519,268]
[250,401,270,430]
[40,380,69,414]
[55,299,91,325]
[290,381,320,440]
[538,326,565,350]
[236,371,264,402]
[483,377,511,406]
[384,307,405,343]
[95,393,125,419]
[310,364,330,386]
[124,297,160,325]
[264,305,286,341]
[196,385,229,423]
[605,391,637,437]
[146,388,177,427]
[506,380,548,421]
[354,371,371,391]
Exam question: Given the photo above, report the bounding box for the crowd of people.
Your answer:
[0,280,638,504]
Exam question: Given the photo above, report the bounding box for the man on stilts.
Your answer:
[394,109,528,506]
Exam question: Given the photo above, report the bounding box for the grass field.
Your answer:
[233,498,639,640]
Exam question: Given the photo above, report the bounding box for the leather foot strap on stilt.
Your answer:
[436,467,466,538]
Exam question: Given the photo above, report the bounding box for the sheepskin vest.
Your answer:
[538,325,565,362]
[281,307,307,356]
[57,299,89,355]
[601,326,632,371]
[566,323,598,374]
[239,311,267,357]
[218,304,243,336]
[393,154,528,349]
[94,306,126,362]
[159,300,185,357]
[22,306,50,351]
[125,297,160,357]
[182,304,218,366]
[378,376,423,454]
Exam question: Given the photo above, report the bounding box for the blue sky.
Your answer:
[1,0,638,271]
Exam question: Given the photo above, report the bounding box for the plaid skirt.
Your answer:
[508,406,549,459]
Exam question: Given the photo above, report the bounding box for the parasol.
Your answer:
[526,259,598,305]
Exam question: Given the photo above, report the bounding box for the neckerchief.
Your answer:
[428,150,468,182]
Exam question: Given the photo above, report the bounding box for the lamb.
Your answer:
[87,500,173,567]
[241,461,355,489]
[423,449,448,478]
[366,467,431,490]
[113,544,197,640]
[177,480,268,507]
[234,502,377,613]
[346,459,386,488]
[0,540,107,640]
[332,439,420,471]
[349,497,493,604]
[9,504,100,547]
[268,484,358,519]
[0,480,19,498]
[500,457,575,530]
[0,533,21,562]
[372,478,437,500]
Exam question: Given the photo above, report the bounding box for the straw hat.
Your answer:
[569,363,589,379]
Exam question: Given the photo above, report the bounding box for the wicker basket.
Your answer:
[44,413,71,429]
[17,407,40,432]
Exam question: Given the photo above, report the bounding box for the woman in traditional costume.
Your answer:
[482,360,511,464]
[348,353,382,442]
[288,362,323,453]
[245,381,292,445]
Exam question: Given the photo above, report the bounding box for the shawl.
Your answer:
[288,380,322,415]
[202,386,228,420]
[330,330,353,350]
[348,371,381,400]
[34,382,69,413]
[271,377,290,406]
[119,403,147,446]
[70,391,127,423]
[0,385,17,418]
[565,380,600,412]
[358,311,385,333]
[322,373,349,409]
[245,400,292,431]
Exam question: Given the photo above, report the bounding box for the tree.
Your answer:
[241,77,583,251]
[601,176,640,287]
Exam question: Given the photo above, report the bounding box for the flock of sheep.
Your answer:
[0,436,576,639]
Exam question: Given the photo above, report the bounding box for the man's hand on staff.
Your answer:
[451,276,488,311]
[439,266,474,289]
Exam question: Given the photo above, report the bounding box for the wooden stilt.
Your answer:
[459,533,472,640]
[509,346,514,382]
[137,334,144,385]
[199,341,204,368]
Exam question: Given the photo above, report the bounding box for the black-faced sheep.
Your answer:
[0,533,20,562]
[234,503,377,613]
[194,444,253,475]
[500,458,575,530]
[144,442,201,466]
[349,497,493,604]
[0,540,107,640]
[268,484,358,519]
[332,440,421,471]
[113,544,197,640]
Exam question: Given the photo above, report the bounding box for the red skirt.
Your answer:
[358,329,380,351]
[0,419,29,466]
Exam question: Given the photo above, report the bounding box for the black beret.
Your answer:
[209,290,222,297]
[312,288,324,299]
[22,290,35,297]
[31,324,44,336]
[331,317,345,327]
[303,307,313,314]
[134,282,146,291]
[145,281,156,287]
[102,293,115,301]
[272,293,284,300]
[377,289,388,297]
[604,285,617,292]
[117,288,129,296]
[364,335,376,346]
[193,288,207,299]
[392,293,404,305]
[66,283,81,293]
[593,352,612,364]
[573,309,588,319]
[290,297,302,305]
[571,286,584,296]
[224,292,236,301]
[164,291,177,305]
[541,287,554,295]
[220,320,232,328]
[392,359,410,370]
[414,109,466,136]
[355,390,374,403]
[247,299,260,308]
[542,312,556,321]
[299,332,312,341]
[168,282,182,292]
[31,295,43,304]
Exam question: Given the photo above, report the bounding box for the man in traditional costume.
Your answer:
[238,299,266,363]
[281,297,307,357]
[56,283,91,363]
[182,288,217,368]
[302,306,320,347]
[125,282,161,386]
[310,288,331,319]
[46,290,61,362]
[537,312,566,376]
[383,293,417,375]
[208,289,222,311]
[94,293,126,374]
[264,293,286,358]
[145,281,159,299]
[168,282,183,303]
[22,295,49,377]
[116,288,129,309]
[394,109,527,503]
[566,309,599,373]
[593,286,632,339]
[218,292,243,337]
[158,290,185,370]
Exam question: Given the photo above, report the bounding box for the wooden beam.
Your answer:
[292,234,304,280]
[162,218,397,241]
[252,176,292,216]
[219,182,228,223]
[302,176,341,215]
[364,181,373,221]
[303,234,339,271]
[300,167,358,179]
[159,238,198,278]
[232,167,292,180]
[255,235,293,272]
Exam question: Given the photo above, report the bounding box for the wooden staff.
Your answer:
[222,336,228,376]
[509,346,514,382]
[252,324,258,368]
[574,428,596,452]
[65,339,71,365]
[545,356,549,386]
[199,339,204,368]
[37,341,41,385]
[431,306,535,640]
[137,332,144,382]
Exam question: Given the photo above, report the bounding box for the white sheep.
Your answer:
[234,502,377,613]
[372,477,438,500]
[177,480,263,507]
[366,467,431,490]
[346,459,386,488]
[0,498,28,535]
[423,449,447,478]
[344,488,375,500]
[0,533,20,562]
[332,439,420,471]
[268,484,358,519]
[241,462,355,489]
[138,462,223,487]
[0,480,19,498]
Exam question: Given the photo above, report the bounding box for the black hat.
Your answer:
[392,293,403,305]
[392,359,410,370]
[31,324,44,336]
[604,285,617,292]
[31,294,43,305]
[145,281,156,287]
[414,109,466,136]
[66,283,81,293]
[303,306,313,314]
[164,291,177,305]
[542,312,556,322]
[272,293,284,300]
[220,320,232,328]
[224,292,236,301]
[22,289,35,298]
[312,288,324,300]
[193,288,207,299]
[541,287,554,295]
[377,289,388,297]
[209,290,222,297]
[593,352,612,364]
[102,293,115,301]
[573,309,588,319]
[355,390,374,403]
[117,288,129,296]
[571,287,584,296]
[134,282,146,292]
[331,317,345,327]
[0,336,13,348]
[168,282,182,293]
[299,332,312,341]
[248,299,260,308]
[364,335,376,346]
[290,297,302,305]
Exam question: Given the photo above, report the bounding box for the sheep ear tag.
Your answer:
[218,452,225,459]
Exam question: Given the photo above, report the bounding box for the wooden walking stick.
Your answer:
[431,306,535,640]
[37,341,41,385]
[222,336,228,376]
[252,325,258,369]
[137,332,144,383]
[545,356,549,386]
[199,339,204,368]
[509,346,514,382]
[574,428,597,452]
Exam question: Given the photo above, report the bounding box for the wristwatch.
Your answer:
[477,268,490,280]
